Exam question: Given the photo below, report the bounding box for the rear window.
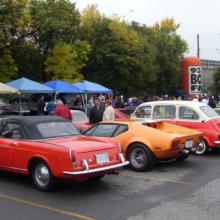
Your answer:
[72,112,88,122]
[200,106,218,118]
[36,122,79,138]
[89,124,118,137]
[179,106,199,120]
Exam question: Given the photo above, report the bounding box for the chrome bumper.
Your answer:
[215,141,220,144]
[63,161,129,175]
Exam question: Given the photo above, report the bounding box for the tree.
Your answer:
[210,67,220,95]
[44,40,91,83]
[80,6,157,95]
[151,18,187,94]
[28,0,81,80]
[0,48,18,82]
[0,0,31,49]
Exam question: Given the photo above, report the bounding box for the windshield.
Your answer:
[36,121,79,138]
[200,106,219,118]
[72,112,88,122]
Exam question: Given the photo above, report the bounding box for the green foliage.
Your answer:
[44,41,91,83]
[151,18,188,94]
[0,48,18,82]
[0,0,31,48]
[13,41,43,80]
[210,67,220,95]
[0,1,188,95]
[30,0,80,50]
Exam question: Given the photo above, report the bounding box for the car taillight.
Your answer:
[119,143,124,153]
[171,140,181,149]
[69,149,76,163]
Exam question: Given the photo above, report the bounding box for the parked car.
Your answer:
[71,110,90,132]
[132,100,220,155]
[73,109,129,132]
[116,107,136,117]
[0,99,13,115]
[214,107,220,115]
[0,116,128,191]
[83,119,202,171]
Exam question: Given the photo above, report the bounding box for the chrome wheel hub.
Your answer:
[35,164,49,187]
[196,141,206,155]
[130,148,146,168]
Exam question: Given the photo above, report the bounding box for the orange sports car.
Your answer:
[83,119,202,171]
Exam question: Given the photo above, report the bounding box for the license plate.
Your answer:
[186,140,193,148]
[96,153,109,164]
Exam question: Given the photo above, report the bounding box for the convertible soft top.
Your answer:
[0,115,72,140]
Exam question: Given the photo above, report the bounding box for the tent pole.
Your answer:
[55,93,57,102]
[85,93,88,115]
[19,93,21,115]
[81,94,85,112]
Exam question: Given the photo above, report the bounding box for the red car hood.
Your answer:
[42,136,115,153]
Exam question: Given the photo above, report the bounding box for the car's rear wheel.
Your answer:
[30,160,57,191]
[195,139,209,155]
[127,143,156,172]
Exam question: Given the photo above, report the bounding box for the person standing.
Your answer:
[54,99,72,121]
[201,94,209,105]
[208,96,216,108]
[46,96,55,115]
[103,98,115,121]
[37,95,45,115]
[89,97,105,124]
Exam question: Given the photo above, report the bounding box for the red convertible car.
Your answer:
[0,116,128,191]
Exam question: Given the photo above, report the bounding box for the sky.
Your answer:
[73,0,220,61]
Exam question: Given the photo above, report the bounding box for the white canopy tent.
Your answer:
[0,82,19,94]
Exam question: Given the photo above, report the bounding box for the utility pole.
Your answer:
[197,34,200,58]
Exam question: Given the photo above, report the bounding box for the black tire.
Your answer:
[195,139,209,155]
[176,152,190,162]
[87,174,105,182]
[30,160,57,191]
[127,143,156,172]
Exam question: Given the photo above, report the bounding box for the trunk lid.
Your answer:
[41,135,115,153]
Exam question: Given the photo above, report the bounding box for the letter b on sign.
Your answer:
[189,66,202,94]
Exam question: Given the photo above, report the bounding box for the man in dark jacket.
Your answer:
[89,98,105,124]
[37,95,45,115]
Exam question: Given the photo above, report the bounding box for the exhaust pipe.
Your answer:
[181,149,190,155]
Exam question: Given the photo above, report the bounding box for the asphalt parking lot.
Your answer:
[1,153,220,220]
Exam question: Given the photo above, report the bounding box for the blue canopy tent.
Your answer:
[7,77,54,114]
[7,77,54,93]
[72,80,112,114]
[72,80,112,94]
[44,80,83,94]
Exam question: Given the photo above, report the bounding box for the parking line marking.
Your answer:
[0,192,95,220]
[121,172,192,185]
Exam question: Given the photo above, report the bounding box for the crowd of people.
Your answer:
[111,93,219,109]
[34,93,219,124]
[36,95,72,121]
[36,95,115,124]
